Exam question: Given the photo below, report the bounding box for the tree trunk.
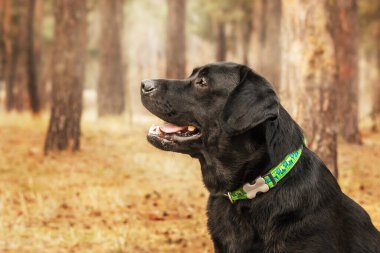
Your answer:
[166,0,186,79]
[215,19,226,62]
[373,6,380,131]
[1,0,40,112]
[0,0,9,83]
[4,0,28,111]
[44,0,87,153]
[241,2,253,65]
[328,0,361,143]
[258,0,282,90]
[34,0,48,109]
[26,0,40,113]
[281,0,338,177]
[97,0,125,116]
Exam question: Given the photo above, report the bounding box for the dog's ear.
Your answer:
[221,66,279,135]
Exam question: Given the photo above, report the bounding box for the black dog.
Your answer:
[141,62,380,253]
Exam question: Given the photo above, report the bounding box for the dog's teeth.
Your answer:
[149,125,156,134]
[188,126,196,132]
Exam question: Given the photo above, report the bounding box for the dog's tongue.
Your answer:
[159,123,187,133]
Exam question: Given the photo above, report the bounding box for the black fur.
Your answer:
[141,62,380,253]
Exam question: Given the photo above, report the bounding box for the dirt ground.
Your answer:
[0,113,379,253]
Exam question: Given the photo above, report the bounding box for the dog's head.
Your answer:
[141,62,279,156]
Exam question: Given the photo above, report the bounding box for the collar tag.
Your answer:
[243,177,270,199]
[227,177,269,203]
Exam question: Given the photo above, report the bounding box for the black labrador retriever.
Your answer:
[140,62,380,253]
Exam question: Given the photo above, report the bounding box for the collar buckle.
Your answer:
[225,192,235,204]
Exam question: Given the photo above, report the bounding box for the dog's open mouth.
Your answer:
[148,123,201,142]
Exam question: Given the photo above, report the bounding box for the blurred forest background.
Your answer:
[0,0,379,252]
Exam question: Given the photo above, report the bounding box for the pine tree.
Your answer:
[258,0,282,90]
[281,0,338,177]
[44,0,87,152]
[97,0,125,116]
[329,0,361,143]
[166,0,186,79]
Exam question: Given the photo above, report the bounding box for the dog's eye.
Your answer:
[195,77,207,88]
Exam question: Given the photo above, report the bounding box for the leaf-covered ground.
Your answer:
[0,113,379,253]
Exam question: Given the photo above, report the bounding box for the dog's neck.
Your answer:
[265,105,305,167]
[197,105,304,195]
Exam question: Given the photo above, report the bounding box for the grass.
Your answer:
[0,112,379,252]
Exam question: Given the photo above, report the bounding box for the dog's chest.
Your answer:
[207,198,265,252]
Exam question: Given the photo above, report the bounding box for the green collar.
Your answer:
[226,145,304,203]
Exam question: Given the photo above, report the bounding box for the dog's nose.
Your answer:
[141,80,156,94]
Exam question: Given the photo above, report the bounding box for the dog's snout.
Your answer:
[141,80,156,94]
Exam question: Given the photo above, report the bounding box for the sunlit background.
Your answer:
[0,0,379,252]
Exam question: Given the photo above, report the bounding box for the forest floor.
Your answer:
[0,113,379,253]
